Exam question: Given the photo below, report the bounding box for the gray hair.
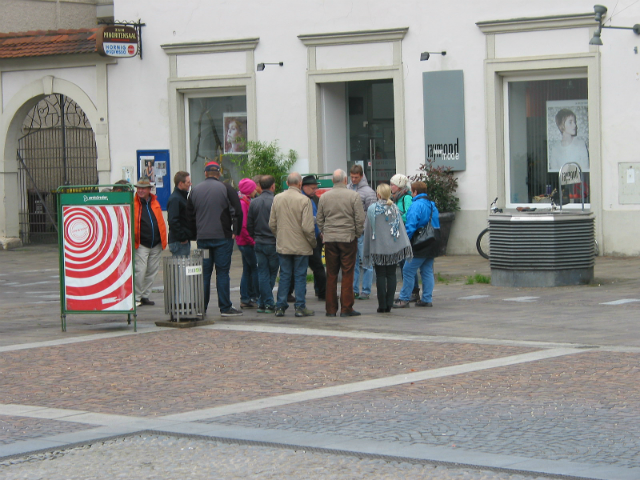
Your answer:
[332,169,347,184]
[287,172,302,186]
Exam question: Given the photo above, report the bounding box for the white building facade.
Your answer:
[1,0,640,255]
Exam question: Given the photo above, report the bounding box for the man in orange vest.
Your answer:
[134,176,167,306]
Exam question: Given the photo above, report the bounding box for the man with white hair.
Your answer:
[269,172,317,318]
[317,169,365,317]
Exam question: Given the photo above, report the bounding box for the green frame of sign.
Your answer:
[57,185,137,332]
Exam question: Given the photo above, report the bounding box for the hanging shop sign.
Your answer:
[96,26,139,57]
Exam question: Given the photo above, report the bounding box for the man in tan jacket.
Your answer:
[317,169,365,317]
[269,172,317,318]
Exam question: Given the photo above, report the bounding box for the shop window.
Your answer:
[186,92,247,185]
[506,78,589,206]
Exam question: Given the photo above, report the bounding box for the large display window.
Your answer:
[505,77,589,206]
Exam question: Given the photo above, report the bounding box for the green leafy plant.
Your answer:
[466,273,491,284]
[409,158,460,213]
[231,140,297,193]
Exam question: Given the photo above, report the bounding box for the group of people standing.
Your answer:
[130,161,440,318]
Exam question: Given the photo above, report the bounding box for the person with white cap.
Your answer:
[186,160,243,316]
[391,173,420,303]
[133,176,167,307]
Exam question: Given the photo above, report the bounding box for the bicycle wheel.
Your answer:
[476,228,490,260]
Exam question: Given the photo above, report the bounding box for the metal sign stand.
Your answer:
[57,185,137,332]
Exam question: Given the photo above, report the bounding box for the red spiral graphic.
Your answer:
[62,205,133,311]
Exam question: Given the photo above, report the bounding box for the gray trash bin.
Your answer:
[163,250,205,322]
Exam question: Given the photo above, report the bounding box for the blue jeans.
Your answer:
[399,257,435,303]
[169,241,191,257]
[276,254,309,310]
[197,238,234,313]
[255,243,279,308]
[238,245,259,303]
[399,258,420,293]
[353,234,373,295]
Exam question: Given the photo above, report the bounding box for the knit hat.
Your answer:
[238,178,257,195]
[390,174,409,189]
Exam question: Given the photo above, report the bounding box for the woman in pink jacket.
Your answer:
[237,178,259,308]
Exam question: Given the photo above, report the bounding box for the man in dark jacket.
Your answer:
[247,175,278,313]
[187,161,243,316]
[301,175,326,300]
[167,171,193,257]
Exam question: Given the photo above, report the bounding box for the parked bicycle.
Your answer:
[476,197,502,260]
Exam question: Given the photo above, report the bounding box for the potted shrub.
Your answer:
[229,140,297,193]
[409,159,460,256]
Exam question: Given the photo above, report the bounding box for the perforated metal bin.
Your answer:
[163,250,205,321]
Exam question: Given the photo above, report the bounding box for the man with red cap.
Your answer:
[187,161,243,316]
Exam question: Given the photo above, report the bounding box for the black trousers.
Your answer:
[375,264,397,311]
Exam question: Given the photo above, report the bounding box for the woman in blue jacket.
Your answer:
[393,181,440,308]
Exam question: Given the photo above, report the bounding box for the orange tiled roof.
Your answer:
[0,28,98,59]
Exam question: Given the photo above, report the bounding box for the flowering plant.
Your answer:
[409,159,460,213]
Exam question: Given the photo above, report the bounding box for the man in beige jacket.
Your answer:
[317,169,365,317]
[269,172,317,318]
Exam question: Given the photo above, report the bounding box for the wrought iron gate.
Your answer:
[17,94,98,244]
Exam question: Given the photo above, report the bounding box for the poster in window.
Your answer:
[223,113,247,154]
[546,99,589,173]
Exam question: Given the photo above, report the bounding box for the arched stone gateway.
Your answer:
[17,94,98,244]
[0,75,108,248]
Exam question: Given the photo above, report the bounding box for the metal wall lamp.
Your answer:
[589,4,640,46]
[420,51,446,61]
[257,62,283,71]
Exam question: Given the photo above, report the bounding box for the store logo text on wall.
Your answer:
[427,138,461,162]
[96,26,138,58]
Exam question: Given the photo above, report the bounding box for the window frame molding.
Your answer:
[298,28,408,174]
[161,38,258,172]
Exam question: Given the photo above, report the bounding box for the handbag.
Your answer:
[411,202,441,257]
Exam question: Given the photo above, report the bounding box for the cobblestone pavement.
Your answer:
[0,329,535,417]
[208,350,640,470]
[0,434,559,480]
[2,246,640,478]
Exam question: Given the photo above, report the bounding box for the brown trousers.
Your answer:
[324,240,358,314]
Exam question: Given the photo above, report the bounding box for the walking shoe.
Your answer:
[221,307,243,317]
[287,294,296,303]
[240,301,257,309]
[354,292,360,299]
[137,297,154,306]
[393,300,410,308]
[325,313,337,317]
[340,310,361,317]
[257,306,275,314]
[416,300,433,307]
[357,294,370,300]
[409,291,420,302]
[275,308,285,317]
[295,307,315,317]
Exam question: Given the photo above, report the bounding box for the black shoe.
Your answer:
[377,307,385,313]
[221,306,243,317]
[409,291,420,303]
[325,313,336,317]
[340,310,361,317]
[138,297,154,306]
[317,295,326,301]
[416,300,433,307]
[287,294,296,303]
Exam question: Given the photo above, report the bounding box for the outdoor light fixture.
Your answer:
[257,62,283,71]
[589,4,640,46]
[420,51,446,61]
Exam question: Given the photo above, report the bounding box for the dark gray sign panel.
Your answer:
[423,70,466,171]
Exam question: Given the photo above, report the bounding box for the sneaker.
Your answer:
[416,300,433,307]
[241,301,257,309]
[409,291,420,303]
[325,313,337,317]
[295,307,315,317]
[138,297,155,306]
[275,308,285,317]
[221,307,243,317]
[354,292,360,299]
[393,300,410,308]
[258,306,275,314]
[357,294,370,300]
[287,294,296,303]
[340,310,361,317]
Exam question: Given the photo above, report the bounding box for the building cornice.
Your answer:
[477,13,596,34]
[298,27,408,46]
[161,38,259,55]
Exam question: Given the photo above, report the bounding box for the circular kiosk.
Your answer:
[489,211,595,287]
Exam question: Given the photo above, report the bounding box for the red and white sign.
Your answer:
[62,205,133,311]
